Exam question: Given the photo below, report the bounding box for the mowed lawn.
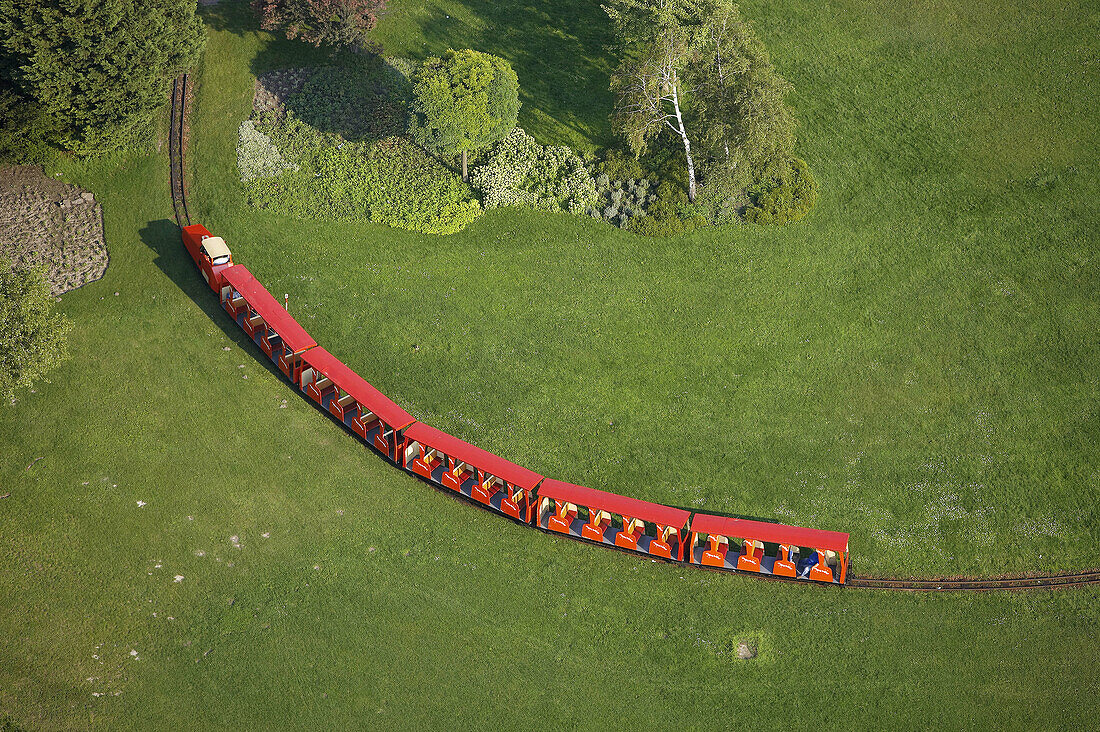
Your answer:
[195,0,1099,576]
[1,0,1099,729]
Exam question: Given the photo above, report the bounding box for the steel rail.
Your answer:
[169,73,190,228]
[166,74,1099,593]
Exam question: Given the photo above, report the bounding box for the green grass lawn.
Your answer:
[2,0,1099,728]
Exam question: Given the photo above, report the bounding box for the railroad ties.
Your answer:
[169,73,190,228]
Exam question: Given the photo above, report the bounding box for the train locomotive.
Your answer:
[183,223,850,585]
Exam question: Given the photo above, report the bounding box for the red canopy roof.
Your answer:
[403,422,543,491]
[223,266,316,353]
[538,479,691,529]
[300,347,415,430]
[690,514,849,553]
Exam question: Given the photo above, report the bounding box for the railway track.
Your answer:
[165,71,1099,594]
[169,73,191,228]
[848,569,1100,591]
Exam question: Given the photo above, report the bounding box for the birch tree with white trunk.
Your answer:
[606,0,702,201]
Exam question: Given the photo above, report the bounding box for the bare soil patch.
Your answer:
[0,165,108,295]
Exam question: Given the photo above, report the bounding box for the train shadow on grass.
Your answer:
[140,217,796,530]
[141,218,285,384]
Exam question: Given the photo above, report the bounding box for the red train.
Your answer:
[184,224,850,585]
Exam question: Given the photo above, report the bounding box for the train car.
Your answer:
[181,224,234,291]
[220,265,317,383]
[401,423,543,523]
[297,347,415,463]
[688,513,849,584]
[535,479,691,561]
[184,222,853,587]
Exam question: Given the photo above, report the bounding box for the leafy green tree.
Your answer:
[605,0,704,201]
[408,49,520,180]
[689,0,795,184]
[0,0,205,155]
[252,0,387,51]
[0,260,72,402]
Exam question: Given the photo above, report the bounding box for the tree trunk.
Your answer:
[671,82,697,202]
[462,149,468,181]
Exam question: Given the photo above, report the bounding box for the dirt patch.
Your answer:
[253,68,317,118]
[0,165,108,296]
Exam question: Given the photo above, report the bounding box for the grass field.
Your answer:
[2,0,1099,728]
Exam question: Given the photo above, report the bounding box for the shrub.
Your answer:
[743,156,818,224]
[469,127,597,213]
[593,148,646,181]
[246,114,481,235]
[288,65,407,141]
[237,121,298,182]
[0,258,71,401]
[252,0,386,51]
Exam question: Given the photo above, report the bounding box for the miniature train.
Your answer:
[183,224,850,585]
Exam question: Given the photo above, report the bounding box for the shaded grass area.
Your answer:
[1,0,1099,727]
[193,1,1098,576]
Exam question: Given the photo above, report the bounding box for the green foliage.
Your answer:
[248,114,481,234]
[588,174,654,228]
[289,64,409,140]
[237,120,299,182]
[743,156,817,224]
[470,127,597,213]
[0,0,205,155]
[408,49,520,160]
[0,259,71,401]
[0,82,53,164]
[627,179,704,236]
[252,0,387,51]
[592,149,647,181]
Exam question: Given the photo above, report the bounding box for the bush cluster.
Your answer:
[470,128,597,214]
[743,156,818,224]
[586,175,655,228]
[288,65,408,141]
[247,112,480,235]
[236,121,298,182]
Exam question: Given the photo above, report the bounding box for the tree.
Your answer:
[689,0,795,184]
[408,49,520,181]
[0,0,204,155]
[605,0,703,201]
[252,0,387,51]
[0,260,71,402]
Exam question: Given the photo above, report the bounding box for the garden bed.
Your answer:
[0,164,108,296]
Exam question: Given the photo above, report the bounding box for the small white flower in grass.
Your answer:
[174,575,184,583]
[262,532,270,538]
[136,500,146,508]
[130,649,139,657]
[194,550,205,557]
[187,515,194,521]
[154,563,162,568]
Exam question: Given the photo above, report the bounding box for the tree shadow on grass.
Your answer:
[405,0,618,150]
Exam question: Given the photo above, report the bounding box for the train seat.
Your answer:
[547,501,578,534]
[736,539,764,572]
[614,517,644,550]
[442,464,474,491]
[582,510,612,542]
[700,534,729,568]
[472,476,501,504]
[772,544,799,577]
[798,551,835,582]
[498,487,523,520]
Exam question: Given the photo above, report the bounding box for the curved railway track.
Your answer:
[166,72,1098,593]
[169,73,191,228]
